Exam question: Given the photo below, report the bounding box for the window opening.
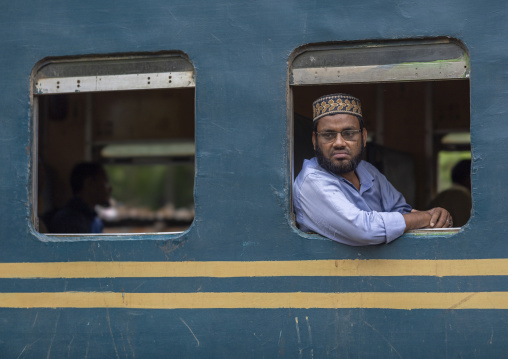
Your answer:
[33,53,195,235]
[290,39,471,231]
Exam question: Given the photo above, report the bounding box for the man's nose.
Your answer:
[332,132,347,146]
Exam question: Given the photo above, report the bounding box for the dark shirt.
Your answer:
[49,197,103,234]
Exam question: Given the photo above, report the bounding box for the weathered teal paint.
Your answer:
[0,0,507,357]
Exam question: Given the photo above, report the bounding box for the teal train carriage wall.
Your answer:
[1,0,507,358]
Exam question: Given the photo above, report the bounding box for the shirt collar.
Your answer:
[355,161,375,194]
[331,161,375,194]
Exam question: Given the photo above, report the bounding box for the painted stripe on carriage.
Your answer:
[1,259,508,278]
[0,292,507,309]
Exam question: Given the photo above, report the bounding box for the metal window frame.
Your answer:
[288,38,470,234]
[31,52,196,235]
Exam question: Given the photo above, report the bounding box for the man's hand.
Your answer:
[424,207,453,228]
[403,208,453,232]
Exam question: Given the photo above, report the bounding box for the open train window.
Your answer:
[32,53,195,235]
[289,38,471,233]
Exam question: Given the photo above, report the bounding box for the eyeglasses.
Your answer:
[315,129,362,143]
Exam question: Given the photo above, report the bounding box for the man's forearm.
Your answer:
[402,211,431,232]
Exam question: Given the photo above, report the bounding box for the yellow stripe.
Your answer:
[1,259,508,278]
[1,292,507,309]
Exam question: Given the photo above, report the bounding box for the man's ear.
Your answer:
[312,131,317,149]
[362,128,368,147]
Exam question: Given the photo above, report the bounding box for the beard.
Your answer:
[315,141,364,176]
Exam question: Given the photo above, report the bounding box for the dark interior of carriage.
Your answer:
[36,88,195,233]
[292,80,471,211]
[37,79,470,234]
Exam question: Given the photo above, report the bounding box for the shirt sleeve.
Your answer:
[295,172,406,246]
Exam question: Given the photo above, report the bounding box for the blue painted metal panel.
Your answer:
[0,0,507,357]
[2,309,507,358]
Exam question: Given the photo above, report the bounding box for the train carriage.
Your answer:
[0,0,507,357]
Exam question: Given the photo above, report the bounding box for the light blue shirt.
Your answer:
[293,158,411,246]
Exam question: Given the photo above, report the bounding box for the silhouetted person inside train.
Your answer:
[49,162,112,234]
[428,159,472,227]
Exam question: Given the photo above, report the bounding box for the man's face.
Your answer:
[312,114,367,176]
[88,170,112,207]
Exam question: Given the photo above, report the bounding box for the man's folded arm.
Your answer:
[296,175,406,246]
[402,207,451,231]
[402,210,431,232]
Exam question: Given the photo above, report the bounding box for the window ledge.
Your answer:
[406,228,461,236]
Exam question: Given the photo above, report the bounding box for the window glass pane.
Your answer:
[291,39,468,85]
